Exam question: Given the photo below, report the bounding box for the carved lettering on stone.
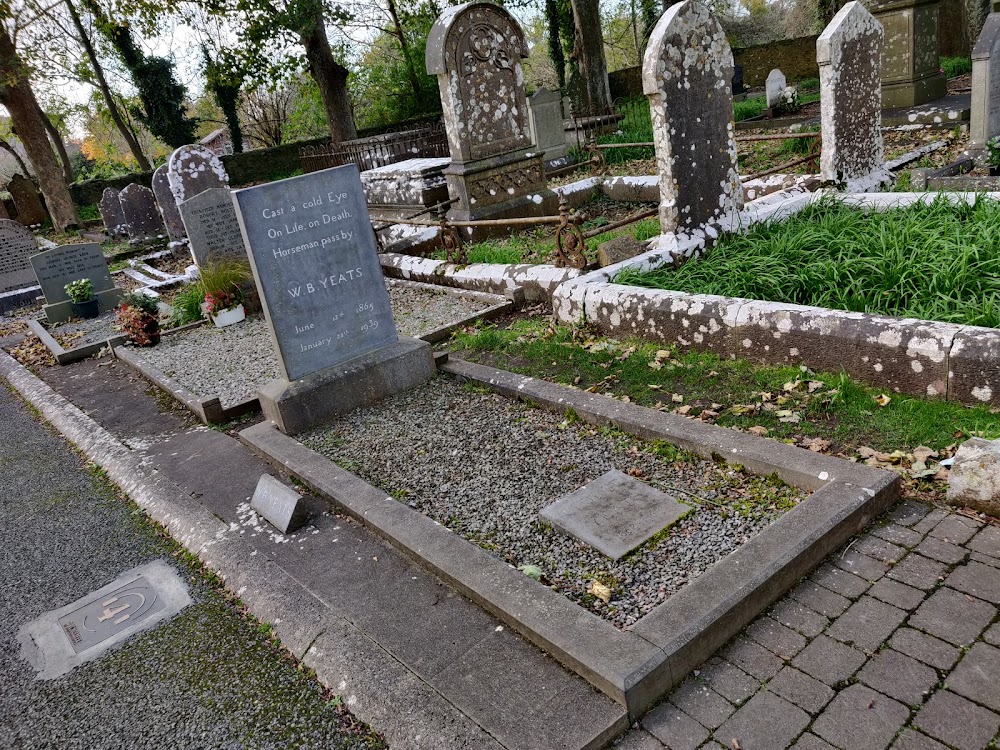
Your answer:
[167,144,230,206]
[152,164,187,242]
[0,219,38,293]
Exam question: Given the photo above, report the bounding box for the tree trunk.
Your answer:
[300,17,356,145]
[571,0,612,113]
[67,0,152,171]
[0,136,30,176]
[545,0,566,89]
[37,104,74,184]
[0,28,79,230]
[386,0,422,104]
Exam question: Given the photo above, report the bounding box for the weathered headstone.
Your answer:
[426,2,556,235]
[818,2,893,191]
[642,0,742,249]
[0,219,38,295]
[7,174,48,227]
[119,183,165,242]
[250,475,309,533]
[178,188,246,266]
[98,188,128,240]
[971,13,1000,149]
[29,243,123,324]
[528,87,570,164]
[766,68,788,108]
[361,158,451,222]
[151,164,186,243]
[232,164,435,434]
[166,144,230,207]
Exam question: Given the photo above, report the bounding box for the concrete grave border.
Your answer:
[25,317,125,366]
[238,357,898,717]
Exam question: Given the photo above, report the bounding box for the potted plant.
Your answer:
[115,292,161,346]
[64,278,99,319]
[200,258,252,328]
[987,136,1000,177]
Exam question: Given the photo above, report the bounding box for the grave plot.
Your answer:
[22,310,124,366]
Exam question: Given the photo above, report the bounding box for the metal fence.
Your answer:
[300,121,449,174]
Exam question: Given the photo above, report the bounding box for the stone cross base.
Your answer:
[882,71,948,109]
[43,287,124,326]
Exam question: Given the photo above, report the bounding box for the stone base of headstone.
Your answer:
[0,287,40,315]
[881,71,948,108]
[258,337,436,435]
[44,288,123,325]
[866,0,948,108]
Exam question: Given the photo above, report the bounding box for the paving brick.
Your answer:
[857,648,939,706]
[720,638,784,681]
[855,535,908,564]
[641,702,708,750]
[910,587,997,646]
[914,690,1000,750]
[613,728,664,750]
[696,658,759,706]
[985,623,1000,647]
[812,684,910,750]
[810,563,870,599]
[968,526,1000,559]
[834,549,891,581]
[745,616,807,661]
[948,642,1000,712]
[915,536,967,565]
[889,728,949,750]
[792,635,868,686]
[887,554,947,590]
[713,691,809,750]
[790,581,852,618]
[872,523,924,548]
[765,666,834,714]
[911,508,949,535]
[890,628,961,670]
[972,550,1000,569]
[946,560,1000,605]
[769,598,829,638]
[869,577,926,611]
[790,734,836,750]
[927,515,982,545]
[826,596,908,651]
[667,678,735,730]
[888,500,932,527]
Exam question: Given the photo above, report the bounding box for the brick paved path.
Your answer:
[619,500,1000,750]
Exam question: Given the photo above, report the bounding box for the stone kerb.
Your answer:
[971,13,1000,150]
[167,144,230,207]
[818,2,893,192]
[641,1,743,254]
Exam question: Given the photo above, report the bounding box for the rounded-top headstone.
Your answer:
[425,2,531,162]
[766,68,788,108]
[98,187,127,240]
[119,183,165,241]
[151,164,187,242]
[166,145,230,207]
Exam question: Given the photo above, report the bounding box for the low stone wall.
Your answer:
[735,35,820,87]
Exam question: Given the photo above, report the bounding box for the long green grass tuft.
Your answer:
[940,56,972,78]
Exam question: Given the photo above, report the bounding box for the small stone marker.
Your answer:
[0,219,39,294]
[528,87,570,163]
[151,164,187,243]
[167,144,230,207]
[7,174,48,227]
[642,0,742,250]
[251,474,308,533]
[597,235,646,268]
[766,68,788,109]
[119,183,165,242]
[98,187,127,240]
[179,188,246,266]
[946,437,1000,516]
[818,1,892,191]
[30,243,122,324]
[539,469,690,560]
[971,12,1000,149]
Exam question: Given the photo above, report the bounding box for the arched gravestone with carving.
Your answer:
[0,219,39,295]
[426,2,555,233]
[166,144,230,207]
[119,183,165,242]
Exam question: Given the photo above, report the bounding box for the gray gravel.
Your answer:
[300,378,804,630]
[388,283,491,336]
[50,310,120,348]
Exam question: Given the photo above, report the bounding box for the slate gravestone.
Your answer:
[972,13,1000,149]
[643,0,742,241]
[818,2,892,191]
[151,164,186,242]
[98,188,127,239]
[0,219,38,294]
[178,188,246,266]
[250,475,308,533]
[766,68,788,108]
[167,144,230,207]
[29,242,122,324]
[232,164,398,381]
[119,183,165,242]
[7,174,47,226]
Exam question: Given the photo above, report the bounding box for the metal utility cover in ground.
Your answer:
[540,470,690,560]
[18,560,191,679]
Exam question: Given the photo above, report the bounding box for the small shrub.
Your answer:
[199,257,252,314]
[940,56,972,79]
[987,136,1000,167]
[116,291,161,346]
[168,282,207,328]
[64,278,95,303]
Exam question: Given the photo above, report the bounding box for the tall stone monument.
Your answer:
[151,164,187,244]
[818,2,893,191]
[119,183,165,242]
[971,13,1000,149]
[167,144,230,207]
[7,174,48,227]
[642,1,742,255]
[426,2,556,236]
[99,187,128,240]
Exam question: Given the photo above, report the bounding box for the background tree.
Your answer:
[570,0,611,112]
[204,47,244,153]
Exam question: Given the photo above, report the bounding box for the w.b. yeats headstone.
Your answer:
[7,174,48,227]
[167,144,230,207]
[178,188,246,266]
[0,219,38,294]
[99,187,127,240]
[152,164,186,243]
[30,242,122,324]
[119,183,164,242]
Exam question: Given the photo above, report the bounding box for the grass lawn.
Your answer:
[616,197,1000,328]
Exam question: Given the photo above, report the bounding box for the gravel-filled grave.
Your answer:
[48,311,120,348]
[299,377,806,629]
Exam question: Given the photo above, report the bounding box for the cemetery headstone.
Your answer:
[528,87,571,164]
[642,0,742,248]
[732,63,745,97]
[426,2,556,235]
[251,475,309,533]
[151,164,187,243]
[119,183,165,242]
[818,2,893,191]
[178,188,246,266]
[167,144,230,207]
[7,174,48,227]
[98,188,128,240]
[30,242,123,324]
[766,68,788,109]
[972,12,1000,149]
[0,219,39,296]
[232,164,435,435]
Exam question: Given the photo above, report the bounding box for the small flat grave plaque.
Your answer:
[30,243,115,304]
[539,469,691,560]
[233,165,397,381]
[251,474,309,534]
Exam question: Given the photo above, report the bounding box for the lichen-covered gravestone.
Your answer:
[642,0,742,254]
[166,144,230,208]
[766,68,788,109]
[818,2,893,192]
[971,12,1000,150]
[98,188,128,240]
[426,1,555,236]
[0,219,39,301]
[7,174,48,227]
[30,243,123,324]
[151,164,187,244]
[178,188,247,266]
[119,183,165,242]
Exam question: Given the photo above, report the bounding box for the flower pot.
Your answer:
[72,298,100,319]
[212,304,246,328]
[990,166,1000,177]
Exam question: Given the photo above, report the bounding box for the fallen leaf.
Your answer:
[912,446,939,463]
[875,394,892,407]
[518,564,543,581]
[807,380,825,393]
[775,409,801,423]
[800,437,831,452]
[748,426,769,437]
[675,405,693,415]
[672,393,684,403]
[589,580,612,603]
